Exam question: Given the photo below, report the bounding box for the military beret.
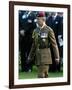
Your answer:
[37,11,45,17]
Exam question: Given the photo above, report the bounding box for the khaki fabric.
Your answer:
[29,25,59,65]
[37,65,49,78]
[35,48,52,65]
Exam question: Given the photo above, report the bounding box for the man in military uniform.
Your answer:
[28,11,59,78]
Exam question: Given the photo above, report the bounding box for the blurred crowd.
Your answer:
[19,11,63,72]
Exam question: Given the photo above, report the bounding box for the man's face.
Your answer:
[37,17,44,26]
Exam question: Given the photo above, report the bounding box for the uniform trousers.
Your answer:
[37,65,49,78]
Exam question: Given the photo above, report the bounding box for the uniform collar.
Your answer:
[37,22,46,30]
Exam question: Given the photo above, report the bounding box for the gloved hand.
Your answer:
[26,56,31,64]
[55,58,60,64]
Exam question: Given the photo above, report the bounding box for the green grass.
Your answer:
[19,71,63,79]
[19,66,63,79]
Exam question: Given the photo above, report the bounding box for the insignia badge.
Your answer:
[40,32,47,38]
[42,38,46,42]
[40,32,47,42]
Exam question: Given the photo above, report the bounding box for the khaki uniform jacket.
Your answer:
[29,25,59,65]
